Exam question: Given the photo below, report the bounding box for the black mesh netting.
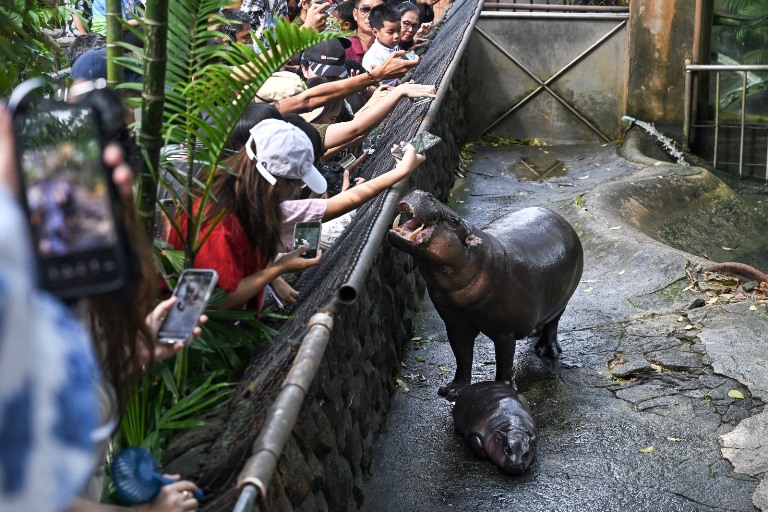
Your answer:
[192,1,480,503]
[240,0,479,384]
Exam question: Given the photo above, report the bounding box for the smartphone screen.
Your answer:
[293,221,322,259]
[158,269,218,343]
[338,153,357,169]
[391,131,441,159]
[13,98,127,299]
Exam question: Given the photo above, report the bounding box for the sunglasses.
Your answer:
[357,5,373,13]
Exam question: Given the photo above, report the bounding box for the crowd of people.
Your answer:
[2,0,444,510]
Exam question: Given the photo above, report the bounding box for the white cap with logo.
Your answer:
[245,119,327,195]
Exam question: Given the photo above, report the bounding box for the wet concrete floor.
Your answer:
[364,137,768,511]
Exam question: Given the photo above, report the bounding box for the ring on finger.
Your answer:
[181,490,191,499]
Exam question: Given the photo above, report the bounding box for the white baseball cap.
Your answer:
[245,119,327,195]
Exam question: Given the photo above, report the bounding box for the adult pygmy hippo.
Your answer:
[388,190,583,400]
[453,381,537,476]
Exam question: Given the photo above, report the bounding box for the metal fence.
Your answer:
[683,59,768,182]
[483,0,629,9]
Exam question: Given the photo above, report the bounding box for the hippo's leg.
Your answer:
[437,316,479,401]
[490,333,517,387]
[534,309,564,358]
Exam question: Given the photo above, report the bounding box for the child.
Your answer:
[334,0,358,32]
[362,4,402,86]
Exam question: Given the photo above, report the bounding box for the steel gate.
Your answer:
[465,2,629,143]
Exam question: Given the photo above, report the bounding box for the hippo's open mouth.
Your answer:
[390,203,434,245]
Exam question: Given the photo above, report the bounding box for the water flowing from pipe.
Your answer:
[623,115,688,166]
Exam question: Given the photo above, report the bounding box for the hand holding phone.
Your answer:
[293,221,322,259]
[158,269,218,344]
[391,131,441,159]
[9,78,130,300]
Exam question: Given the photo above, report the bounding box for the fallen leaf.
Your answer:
[677,316,685,322]
[728,390,745,399]
[585,287,593,293]
[415,356,426,363]
[722,246,733,251]
[609,226,622,230]
[396,378,410,393]
[684,324,694,330]
[438,365,452,374]
[639,446,655,454]
[411,336,422,341]
[750,305,758,311]
[578,175,590,180]
[708,297,718,304]
[618,270,625,275]
[666,437,682,442]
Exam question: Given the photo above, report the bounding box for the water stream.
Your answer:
[622,115,689,166]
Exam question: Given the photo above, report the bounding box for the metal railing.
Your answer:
[483,0,628,7]
[482,2,628,12]
[683,59,768,181]
[229,0,484,509]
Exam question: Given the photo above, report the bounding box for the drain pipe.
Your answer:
[233,310,335,512]
[338,0,484,303]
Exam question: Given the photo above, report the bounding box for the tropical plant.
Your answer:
[0,0,68,96]
[107,0,341,455]
[711,0,768,117]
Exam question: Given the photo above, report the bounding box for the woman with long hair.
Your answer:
[167,118,425,310]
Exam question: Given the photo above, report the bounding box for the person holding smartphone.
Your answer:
[166,118,425,310]
[0,100,203,512]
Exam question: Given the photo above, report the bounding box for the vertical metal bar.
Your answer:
[714,71,720,168]
[739,72,747,178]
[683,59,692,150]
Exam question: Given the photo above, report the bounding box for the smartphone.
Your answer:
[404,50,417,61]
[9,79,129,300]
[391,131,442,159]
[338,153,357,169]
[158,269,218,344]
[293,221,322,259]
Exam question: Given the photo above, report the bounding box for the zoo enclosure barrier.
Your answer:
[225,0,482,510]
[683,59,768,182]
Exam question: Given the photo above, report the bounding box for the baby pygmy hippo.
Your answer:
[452,381,537,476]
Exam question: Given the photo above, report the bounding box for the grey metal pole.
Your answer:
[683,59,692,151]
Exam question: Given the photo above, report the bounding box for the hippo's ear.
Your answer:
[465,234,482,247]
[468,434,486,459]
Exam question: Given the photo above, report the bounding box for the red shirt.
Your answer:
[167,210,265,310]
[345,35,366,64]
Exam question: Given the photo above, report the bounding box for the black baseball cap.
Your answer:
[302,38,352,78]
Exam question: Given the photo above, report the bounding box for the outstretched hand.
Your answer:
[136,476,200,512]
[142,296,209,364]
[278,244,323,273]
[372,50,419,81]
[305,1,331,31]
